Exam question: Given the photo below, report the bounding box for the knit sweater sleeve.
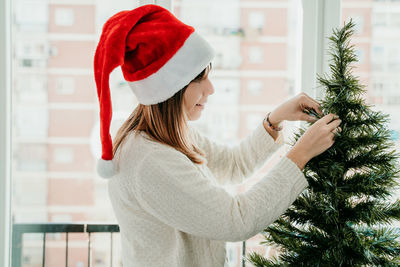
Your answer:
[189,122,284,185]
[133,148,308,242]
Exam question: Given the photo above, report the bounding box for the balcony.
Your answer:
[12,223,248,267]
[12,223,120,267]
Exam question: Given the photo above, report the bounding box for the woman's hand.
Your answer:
[269,92,323,125]
[287,113,342,170]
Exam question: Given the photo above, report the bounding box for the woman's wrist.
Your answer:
[268,110,283,126]
[264,112,283,132]
[263,118,280,141]
[286,145,310,171]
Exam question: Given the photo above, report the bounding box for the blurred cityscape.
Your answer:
[11,0,400,266]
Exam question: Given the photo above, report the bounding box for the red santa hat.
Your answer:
[94,4,215,178]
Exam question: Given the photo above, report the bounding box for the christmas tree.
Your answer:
[248,20,400,266]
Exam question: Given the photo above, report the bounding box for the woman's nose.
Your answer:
[207,81,215,95]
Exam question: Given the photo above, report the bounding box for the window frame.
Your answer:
[0,0,12,265]
[301,0,341,99]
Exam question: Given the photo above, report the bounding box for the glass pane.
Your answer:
[174,0,302,265]
[11,0,134,266]
[342,0,400,228]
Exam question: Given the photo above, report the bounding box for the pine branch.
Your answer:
[246,252,284,267]
[343,199,400,225]
[357,225,400,264]
[339,169,399,198]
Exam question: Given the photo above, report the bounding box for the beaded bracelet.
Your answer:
[264,112,283,131]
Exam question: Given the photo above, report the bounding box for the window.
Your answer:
[248,11,265,30]
[53,147,75,164]
[10,0,134,265]
[247,80,264,96]
[15,74,47,103]
[15,107,48,138]
[354,48,365,64]
[248,46,264,63]
[349,14,364,34]
[14,0,48,32]
[371,45,384,70]
[55,77,75,95]
[54,8,75,26]
[3,0,360,267]
[15,144,47,172]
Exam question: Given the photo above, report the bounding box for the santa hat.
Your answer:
[94,4,215,178]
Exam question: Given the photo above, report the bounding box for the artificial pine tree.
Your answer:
[248,20,400,266]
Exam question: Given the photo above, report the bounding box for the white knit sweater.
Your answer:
[108,122,308,267]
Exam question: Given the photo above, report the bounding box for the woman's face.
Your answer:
[183,69,214,121]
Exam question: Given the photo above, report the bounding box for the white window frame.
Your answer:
[0,0,342,265]
[301,0,341,99]
[0,0,12,265]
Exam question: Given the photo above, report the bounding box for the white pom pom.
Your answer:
[97,158,117,179]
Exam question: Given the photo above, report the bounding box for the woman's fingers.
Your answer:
[301,112,318,122]
[319,113,339,125]
[331,126,342,135]
[301,93,323,115]
[327,117,342,132]
[330,126,342,141]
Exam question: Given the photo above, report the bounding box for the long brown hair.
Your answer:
[112,63,212,165]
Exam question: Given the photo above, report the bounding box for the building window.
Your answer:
[16,75,47,104]
[349,14,364,35]
[209,78,240,104]
[55,77,75,95]
[248,11,265,31]
[53,147,75,164]
[15,144,47,172]
[248,46,264,63]
[354,48,364,64]
[247,80,264,96]
[15,107,48,138]
[55,8,75,26]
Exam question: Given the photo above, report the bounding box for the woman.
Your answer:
[94,4,342,267]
